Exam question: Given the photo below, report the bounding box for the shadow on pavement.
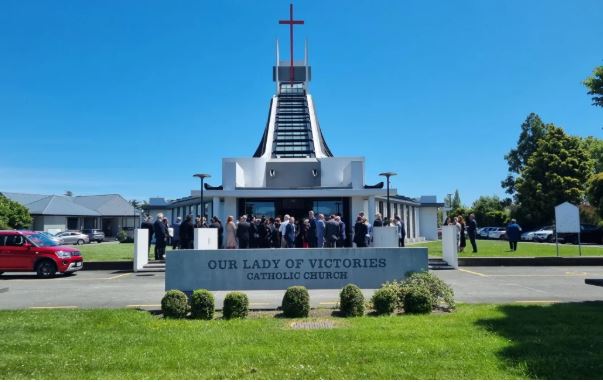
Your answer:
[476,302,603,379]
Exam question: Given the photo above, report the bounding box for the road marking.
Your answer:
[515,300,560,304]
[488,274,589,277]
[458,268,489,277]
[126,304,161,308]
[30,306,78,309]
[107,272,132,280]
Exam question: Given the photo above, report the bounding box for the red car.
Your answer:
[0,230,84,277]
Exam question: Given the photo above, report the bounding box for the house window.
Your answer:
[378,201,384,215]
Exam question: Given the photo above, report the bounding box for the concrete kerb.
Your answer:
[82,256,603,271]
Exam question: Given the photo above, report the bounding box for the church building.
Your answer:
[150,5,442,242]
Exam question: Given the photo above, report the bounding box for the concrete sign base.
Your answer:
[165,247,428,292]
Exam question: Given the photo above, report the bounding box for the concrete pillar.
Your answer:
[133,228,149,272]
[223,197,237,221]
[442,225,459,269]
[368,196,376,224]
[414,206,420,239]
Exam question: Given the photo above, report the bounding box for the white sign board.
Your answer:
[555,202,580,233]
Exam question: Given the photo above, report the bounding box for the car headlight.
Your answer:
[55,251,72,258]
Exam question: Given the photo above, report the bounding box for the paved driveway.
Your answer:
[1,266,602,310]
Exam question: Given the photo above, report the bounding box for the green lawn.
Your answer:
[410,239,603,257]
[78,243,173,262]
[1,303,602,379]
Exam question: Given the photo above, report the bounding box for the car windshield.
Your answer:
[26,233,59,247]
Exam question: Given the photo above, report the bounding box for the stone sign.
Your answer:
[165,247,428,292]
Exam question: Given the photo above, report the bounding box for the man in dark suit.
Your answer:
[153,213,169,260]
[325,215,340,248]
[467,213,478,253]
[336,215,347,247]
[308,210,317,248]
[141,216,154,253]
[179,215,195,249]
[285,216,296,248]
[236,215,251,249]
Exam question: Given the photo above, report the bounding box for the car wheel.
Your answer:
[36,260,57,278]
[547,235,555,243]
[77,239,84,245]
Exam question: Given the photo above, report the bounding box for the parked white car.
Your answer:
[487,227,507,240]
[478,227,496,238]
[520,231,536,241]
[533,226,555,242]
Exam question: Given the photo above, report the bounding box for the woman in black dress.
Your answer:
[457,215,467,252]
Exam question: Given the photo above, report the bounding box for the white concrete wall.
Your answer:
[419,206,438,241]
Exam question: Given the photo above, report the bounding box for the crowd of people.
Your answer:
[141,210,409,255]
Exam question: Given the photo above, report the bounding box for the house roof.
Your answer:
[1,192,136,217]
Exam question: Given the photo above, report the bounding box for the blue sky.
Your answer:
[0,0,601,205]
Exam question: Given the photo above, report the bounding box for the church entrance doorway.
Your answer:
[238,197,350,221]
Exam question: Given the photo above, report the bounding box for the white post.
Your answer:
[372,227,399,247]
[194,228,219,250]
[133,228,149,272]
[442,225,459,269]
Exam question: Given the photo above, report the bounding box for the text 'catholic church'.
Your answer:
[150,5,443,242]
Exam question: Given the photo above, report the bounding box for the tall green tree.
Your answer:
[471,196,509,227]
[501,113,547,195]
[587,172,603,219]
[451,190,462,210]
[581,136,603,173]
[0,194,32,229]
[514,124,593,226]
[583,65,603,108]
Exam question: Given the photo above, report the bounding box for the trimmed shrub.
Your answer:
[399,272,455,310]
[161,289,189,318]
[223,292,249,319]
[191,289,215,320]
[339,284,365,317]
[403,285,433,314]
[371,286,398,315]
[282,286,310,318]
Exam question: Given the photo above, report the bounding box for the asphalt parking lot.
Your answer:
[1,266,602,310]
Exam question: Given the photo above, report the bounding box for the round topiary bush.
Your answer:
[282,286,310,318]
[223,292,249,319]
[403,285,433,314]
[190,289,215,320]
[399,272,455,310]
[161,289,189,318]
[339,284,365,317]
[371,286,398,315]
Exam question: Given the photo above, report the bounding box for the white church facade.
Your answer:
[149,5,442,242]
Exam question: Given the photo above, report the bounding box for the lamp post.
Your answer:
[193,173,211,225]
[379,172,397,222]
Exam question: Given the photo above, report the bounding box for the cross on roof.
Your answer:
[279,3,304,84]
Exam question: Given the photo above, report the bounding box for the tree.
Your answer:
[502,113,547,195]
[0,194,32,229]
[581,136,603,173]
[451,190,462,210]
[471,196,509,227]
[514,124,593,227]
[587,172,603,219]
[583,65,603,108]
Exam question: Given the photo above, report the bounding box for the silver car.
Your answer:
[55,231,90,245]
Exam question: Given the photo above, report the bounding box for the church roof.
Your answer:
[1,192,136,216]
